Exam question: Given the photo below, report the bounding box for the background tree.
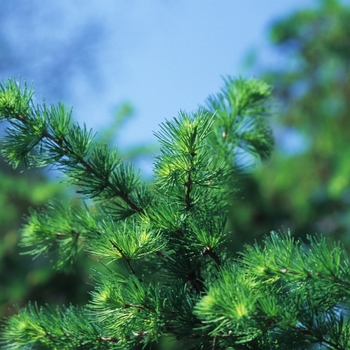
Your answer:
[229,0,350,251]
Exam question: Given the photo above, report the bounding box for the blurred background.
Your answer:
[1,0,350,348]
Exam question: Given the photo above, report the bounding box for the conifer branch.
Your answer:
[2,76,350,349]
[109,239,136,276]
[44,126,145,215]
[0,79,145,216]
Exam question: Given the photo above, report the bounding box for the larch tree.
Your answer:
[1,76,350,349]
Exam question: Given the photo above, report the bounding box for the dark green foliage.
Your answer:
[0,75,349,350]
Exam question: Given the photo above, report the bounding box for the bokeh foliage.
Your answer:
[230,0,350,250]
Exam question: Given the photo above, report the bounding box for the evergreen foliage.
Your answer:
[0,76,349,349]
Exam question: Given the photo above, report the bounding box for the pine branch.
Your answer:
[194,231,350,349]
[0,79,145,216]
[2,76,350,349]
[0,303,125,349]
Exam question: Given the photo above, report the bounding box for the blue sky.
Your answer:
[2,1,317,152]
[69,1,317,148]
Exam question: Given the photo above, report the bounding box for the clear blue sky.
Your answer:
[69,1,317,148]
[2,1,318,151]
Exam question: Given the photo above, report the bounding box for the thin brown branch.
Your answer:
[109,239,136,275]
[8,110,144,216]
[44,128,145,215]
